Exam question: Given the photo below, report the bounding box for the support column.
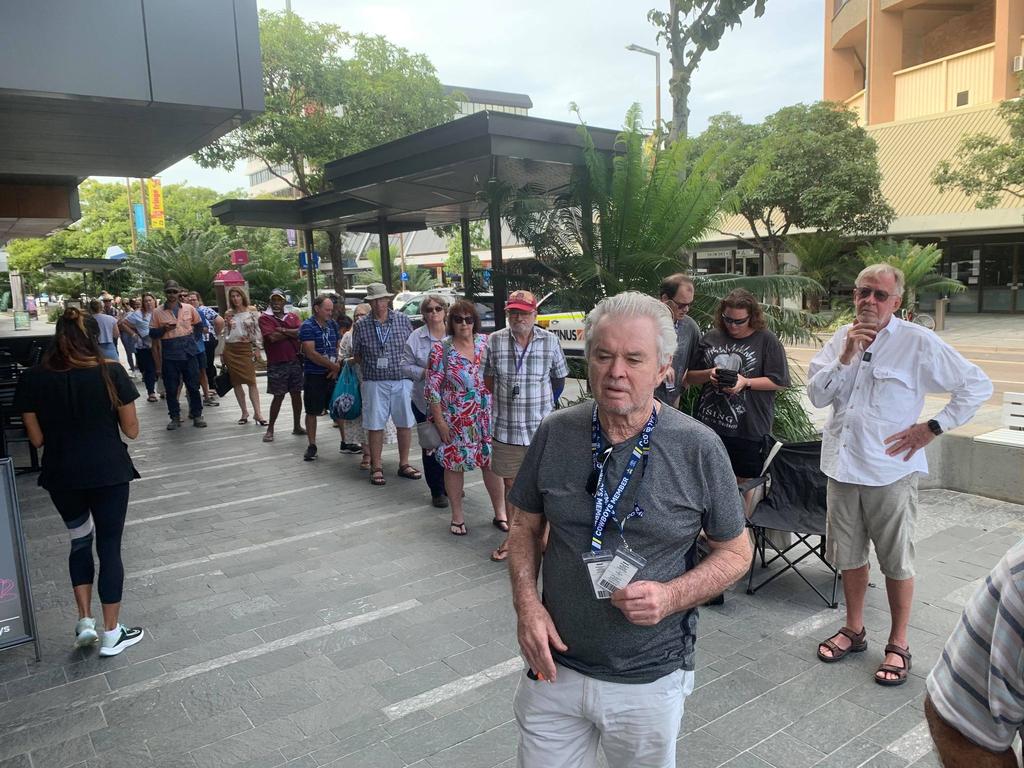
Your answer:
[460,217,474,301]
[994,0,1024,102]
[488,205,506,331]
[377,216,393,291]
[303,230,317,304]
[866,0,902,125]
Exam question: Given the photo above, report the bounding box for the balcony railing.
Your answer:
[893,43,994,121]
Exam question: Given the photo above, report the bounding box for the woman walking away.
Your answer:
[90,299,120,362]
[15,308,144,656]
[424,300,507,536]
[124,293,158,401]
[685,288,790,501]
[222,286,266,425]
[402,294,451,508]
[119,298,139,374]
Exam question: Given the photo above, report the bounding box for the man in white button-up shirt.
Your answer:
[807,264,991,687]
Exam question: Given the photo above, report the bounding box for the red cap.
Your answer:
[505,290,538,312]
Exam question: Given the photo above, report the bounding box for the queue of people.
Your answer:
[21,269,1010,768]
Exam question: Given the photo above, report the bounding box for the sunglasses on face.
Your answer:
[855,286,893,302]
[423,306,444,314]
[665,298,692,311]
[165,290,179,295]
[451,315,473,325]
[722,316,749,326]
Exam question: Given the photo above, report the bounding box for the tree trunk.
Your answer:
[668,64,691,143]
[327,229,346,298]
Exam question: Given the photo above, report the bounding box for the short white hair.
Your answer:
[584,292,676,367]
[858,264,905,296]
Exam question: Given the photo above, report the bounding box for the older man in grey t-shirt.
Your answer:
[654,273,701,408]
[506,292,750,768]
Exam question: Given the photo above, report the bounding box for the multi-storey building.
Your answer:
[696,1,1023,314]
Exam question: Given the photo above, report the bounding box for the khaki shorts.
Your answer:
[826,474,918,580]
[490,439,529,479]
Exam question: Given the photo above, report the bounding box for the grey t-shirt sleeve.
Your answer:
[699,437,746,541]
[507,418,549,515]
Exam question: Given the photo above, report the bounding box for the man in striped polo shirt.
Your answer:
[925,538,1024,766]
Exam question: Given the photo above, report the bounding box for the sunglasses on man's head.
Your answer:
[450,315,473,325]
[722,315,749,326]
[855,286,893,302]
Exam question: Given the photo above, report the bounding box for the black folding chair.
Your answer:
[741,438,838,608]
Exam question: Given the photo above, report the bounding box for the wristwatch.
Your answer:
[926,419,943,436]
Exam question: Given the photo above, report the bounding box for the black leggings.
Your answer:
[49,484,131,604]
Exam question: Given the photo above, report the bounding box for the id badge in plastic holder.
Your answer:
[582,551,613,600]
[376,356,389,369]
[597,547,647,594]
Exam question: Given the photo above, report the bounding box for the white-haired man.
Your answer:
[506,291,751,768]
[808,264,991,686]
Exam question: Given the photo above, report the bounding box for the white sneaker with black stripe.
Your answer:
[99,624,145,657]
[74,617,98,648]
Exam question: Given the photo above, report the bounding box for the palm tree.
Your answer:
[856,239,964,309]
[130,229,231,298]
[786,231,855,313]
[240,249,306,307]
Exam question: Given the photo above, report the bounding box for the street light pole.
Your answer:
[626,43,661,131]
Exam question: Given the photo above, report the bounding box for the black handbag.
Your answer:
[214,366,233,397]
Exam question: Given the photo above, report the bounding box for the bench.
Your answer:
[974,392,1024,448]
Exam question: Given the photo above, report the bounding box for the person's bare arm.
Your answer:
[118,402,139,439]
[507,506,568,682]
[924,695,1019,768]
[301,340,340,379]
[683,368,716,387]
[22,412,43,448]
[610,530,751,626]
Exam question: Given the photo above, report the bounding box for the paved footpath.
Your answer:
[2,384,1024,768]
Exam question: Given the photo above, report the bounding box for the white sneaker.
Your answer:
[99,624,145,657]
[74,617,98,648]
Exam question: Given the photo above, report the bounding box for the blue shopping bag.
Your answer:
[329,361,361,420]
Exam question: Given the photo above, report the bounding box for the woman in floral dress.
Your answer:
[425,300,507,536]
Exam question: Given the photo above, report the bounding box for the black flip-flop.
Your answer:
[450,521,467,536]
[492,518,510,532]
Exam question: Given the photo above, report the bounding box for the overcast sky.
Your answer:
[149,0,823,192]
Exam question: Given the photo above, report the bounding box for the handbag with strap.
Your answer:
[417,338,451,452]
[214,366,232,397]
[329,361,361,421]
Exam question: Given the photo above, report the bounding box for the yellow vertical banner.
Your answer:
[148,178,165,230]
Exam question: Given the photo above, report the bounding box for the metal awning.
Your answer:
[212,111,619,232]
[43,258,128,274]
[211,110,621,326]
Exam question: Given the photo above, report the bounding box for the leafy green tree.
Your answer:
[648,0,767,140]
[443,222,488,278]
[193,10,458,294]
[129,230,231,298]
[702,103,894,274]
[932,79,1024,208]
[856,239,964,309]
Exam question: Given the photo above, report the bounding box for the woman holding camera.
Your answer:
[685,288,790,483]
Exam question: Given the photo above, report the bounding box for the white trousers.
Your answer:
[514,664,695,768]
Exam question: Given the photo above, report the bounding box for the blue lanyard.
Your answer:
[590,403,657,552]
[513,336,532,376]
[374,318,392,352]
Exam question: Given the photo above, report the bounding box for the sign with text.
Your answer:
[148,179,165,230]
[0,458,39,658]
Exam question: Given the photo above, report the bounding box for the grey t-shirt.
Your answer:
[655,315,701,404]
[508,401,746,684]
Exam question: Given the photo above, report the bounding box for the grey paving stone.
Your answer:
[0,705,106,761]
[721,754,774,768]
[862,704,927,749]
[862,751,909,768]
[241,683,322,726]
[319,742,404,768]
[423,721,518,768]
[676,728,741,768]
[30,734,95,768]
[147,707,253,755]
[786,699,883,754]
[0,756,31,768]
[372,661,461,705]
[685,668,776,722]
[703,697,796,751]
[278,729,339,762]
[813,737,887,768]
[385,711,485,764]
[750,731,825,768]
[190,718,306,768]
[307,725,388,765]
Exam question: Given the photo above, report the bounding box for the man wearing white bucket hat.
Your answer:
[351,283,419,487]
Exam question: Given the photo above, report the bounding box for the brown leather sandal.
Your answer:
[875,643,911,686]
[817,626,867,663]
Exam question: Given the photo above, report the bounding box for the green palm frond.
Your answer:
[129,229,232,298]
[856,239,964,306]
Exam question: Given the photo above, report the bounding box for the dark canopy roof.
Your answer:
[211,110,620,234]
